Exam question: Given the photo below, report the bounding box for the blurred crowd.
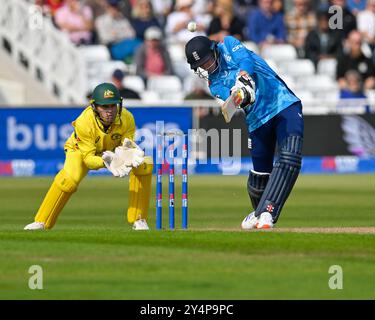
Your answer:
[32,0,375,101]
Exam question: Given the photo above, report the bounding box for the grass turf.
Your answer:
[0,175,374,299]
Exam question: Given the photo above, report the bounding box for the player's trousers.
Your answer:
[249,101,304,173]
[34,150,153,229]
[247,101,304,222]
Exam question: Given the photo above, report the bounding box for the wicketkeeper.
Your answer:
[24,83,152,231]
[185,36,304,229]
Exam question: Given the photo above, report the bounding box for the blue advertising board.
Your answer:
[0,106,192,176]
[1,107,375,176]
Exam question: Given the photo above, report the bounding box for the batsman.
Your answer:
[24,83,152,231]
[185,36,304,229]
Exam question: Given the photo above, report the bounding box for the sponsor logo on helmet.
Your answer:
[192,51,200,61]
[103,90,114,99]
[111,133,122,140]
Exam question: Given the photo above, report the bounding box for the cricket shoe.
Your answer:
[256,212,274,229]
[24,222,45,230]
[132,219,150,231]
[241,211,258,230]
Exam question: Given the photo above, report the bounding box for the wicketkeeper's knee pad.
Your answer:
[127,156,153,224]
[35,169,78,229]
[54,169,78,193]
[247,170,270,210]
[131,156,153,176]
[255,136,303,223]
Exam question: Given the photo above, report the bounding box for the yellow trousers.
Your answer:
[34,150,153,229]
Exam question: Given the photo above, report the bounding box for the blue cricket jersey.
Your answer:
[208,36,300,132]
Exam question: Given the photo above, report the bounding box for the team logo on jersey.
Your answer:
[224,54,231,62]
[111,133,122,140]
[104,90,114,98]
[95,136,100,143]
[232,44,243,52]
[192,51,200,61]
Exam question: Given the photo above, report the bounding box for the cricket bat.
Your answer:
[221,89,243,123]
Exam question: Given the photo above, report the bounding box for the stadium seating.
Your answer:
[296,75,338,93]
[243,41,259,54]
[147,75,183,101]
[183,75,210,94]
[167,42,192,79]
[293,90,315,105]
[264,59,279,73]
[78,45,111,63]
[279,59,315,77]
[261,44,297,62]
[317,58,338,79]
[0,78,25,104]
[140,90,160,102]
[85,61,127,92]
[279,74,296,90]
[122,75,145,93]
[167,42,186,61]
[2,0,369,111]
[365,90,375,106]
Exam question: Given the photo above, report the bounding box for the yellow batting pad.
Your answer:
[35,170,77,229]
[127,156,153,224]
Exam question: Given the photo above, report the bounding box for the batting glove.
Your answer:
[230,71,256,108]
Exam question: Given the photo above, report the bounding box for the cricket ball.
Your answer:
[187,21,197,32]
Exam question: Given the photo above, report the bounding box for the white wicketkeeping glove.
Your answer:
[102,151,132,177]
[114,138,145,168]
[230,71,256,108]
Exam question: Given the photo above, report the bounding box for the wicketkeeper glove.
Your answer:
[114,138,145,168]
[102,151,132,177]
[230,71,256,108]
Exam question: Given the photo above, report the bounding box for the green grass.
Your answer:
[0,175,375,299]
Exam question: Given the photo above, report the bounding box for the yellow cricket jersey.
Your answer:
[64,106,136,170]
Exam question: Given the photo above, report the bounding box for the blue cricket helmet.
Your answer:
[185,36,216,70]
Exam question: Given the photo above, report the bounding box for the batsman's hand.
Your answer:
[230,71,256,108]
[115,138,145,168]
[102,151,132,177]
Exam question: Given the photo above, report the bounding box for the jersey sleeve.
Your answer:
[223,36,254,76]
[74,119,105,170]
[210,82,231,101]
[121,109,136,143]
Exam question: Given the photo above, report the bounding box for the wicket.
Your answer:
[156,130,188,230]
